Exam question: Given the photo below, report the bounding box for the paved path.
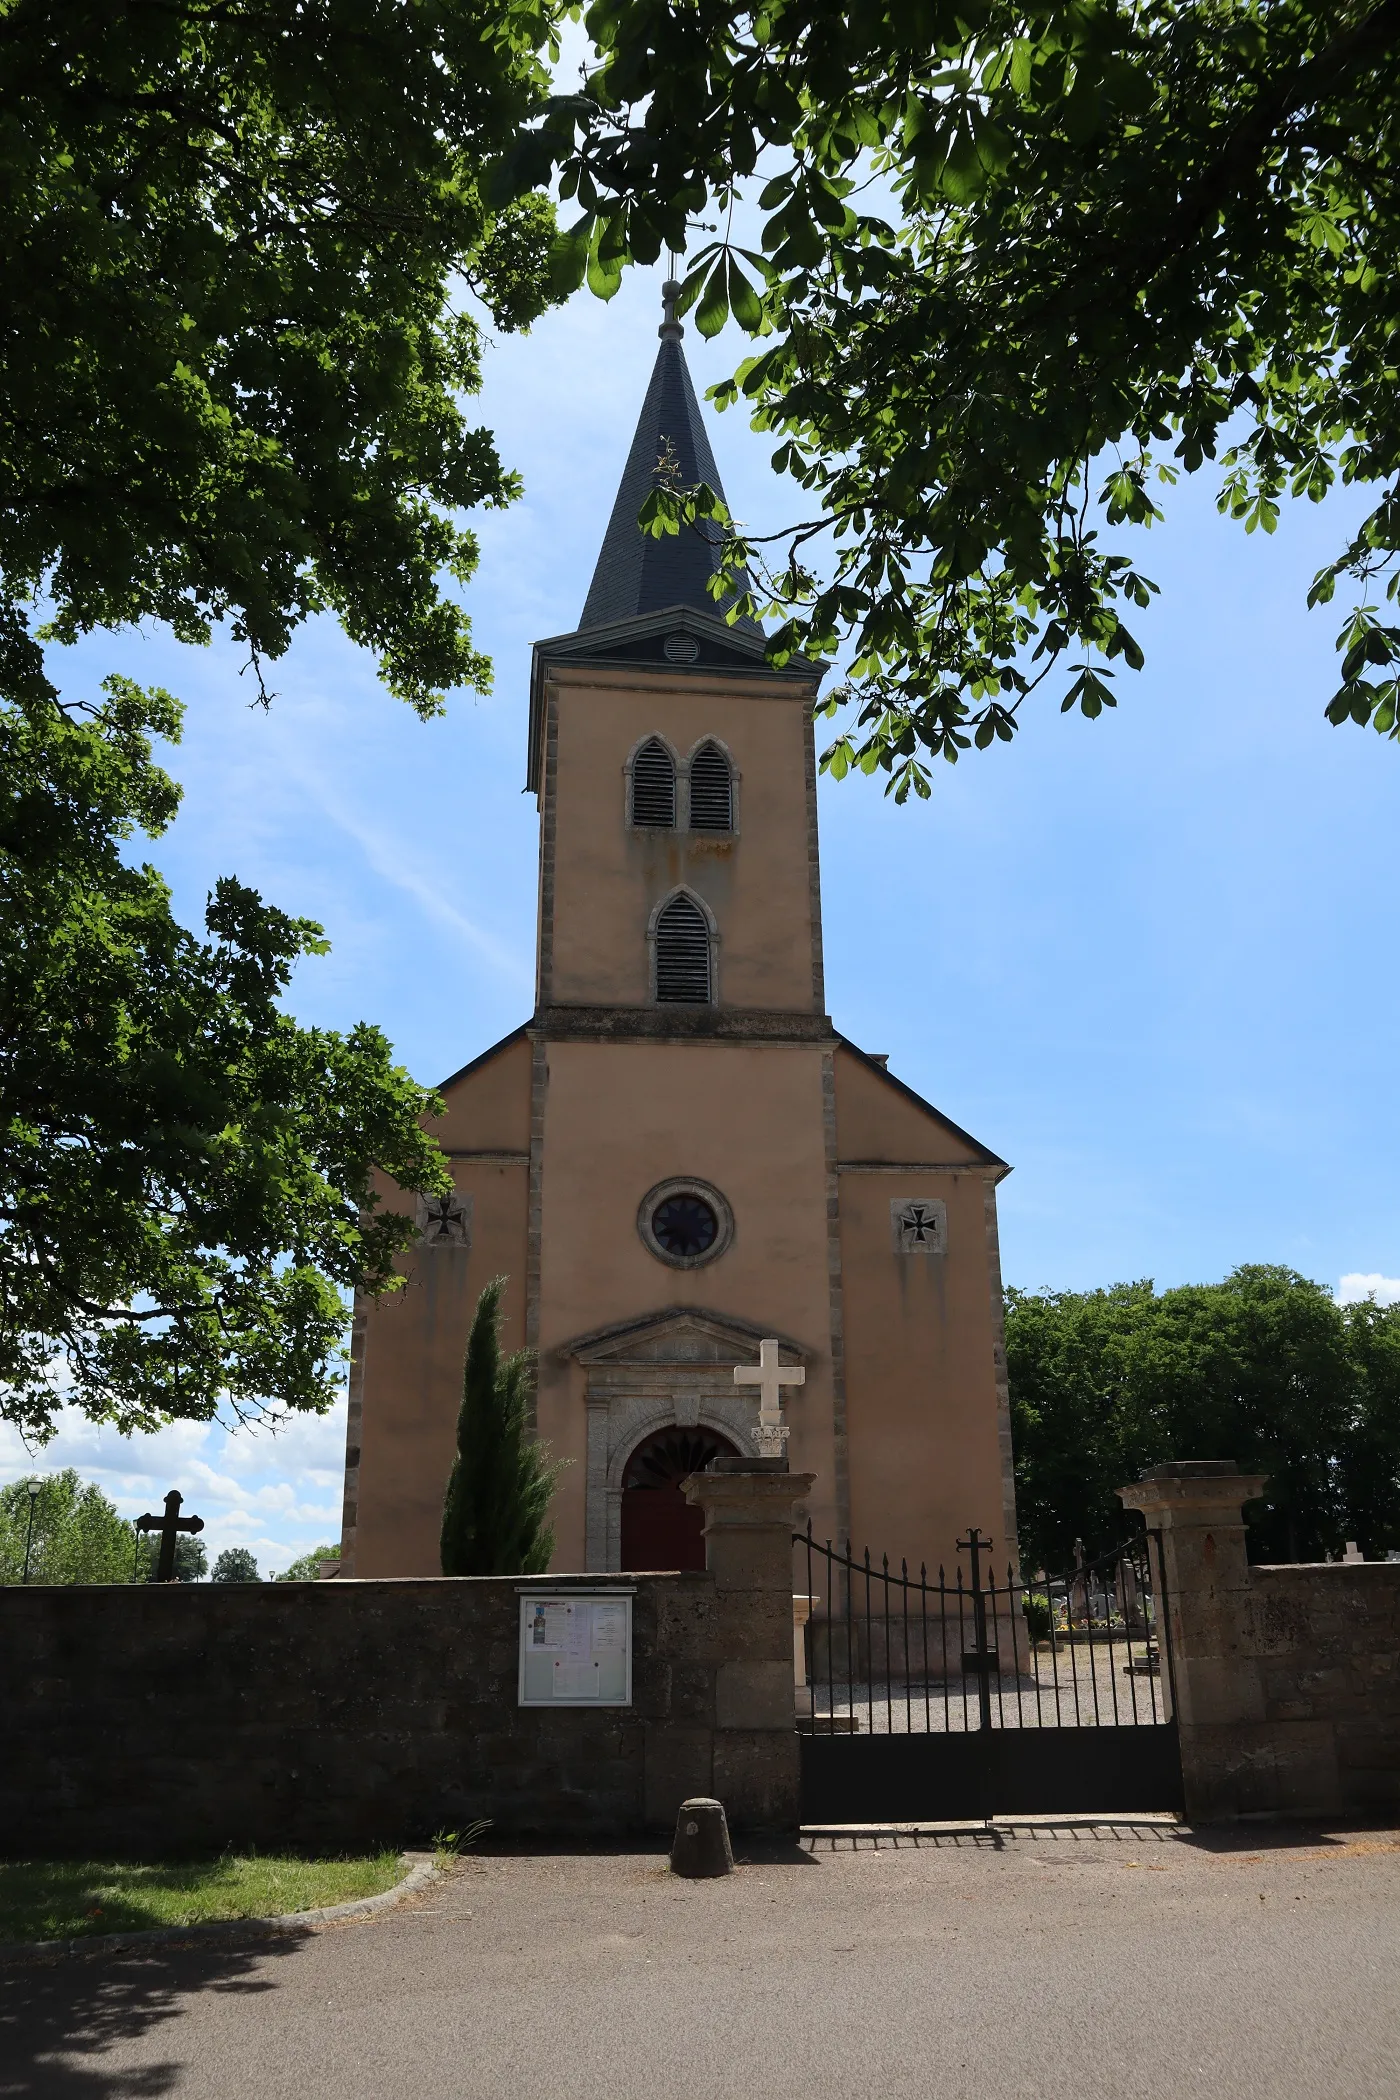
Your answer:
[6,1820,1399,2099]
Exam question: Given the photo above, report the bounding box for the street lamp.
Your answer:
[22,1478,42,1584]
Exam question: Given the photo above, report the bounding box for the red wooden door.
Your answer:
[618,1426,739,1572]
[620,1485,707,1572]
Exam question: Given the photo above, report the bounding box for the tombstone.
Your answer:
[1115,1551,1146,1633]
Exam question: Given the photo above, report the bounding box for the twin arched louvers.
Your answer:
[629,739,732,832]
[655,893,712,1002]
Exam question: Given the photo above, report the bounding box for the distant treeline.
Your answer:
[1007,1266,1400,1573]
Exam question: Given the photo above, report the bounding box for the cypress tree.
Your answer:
[440,1277,557,1576]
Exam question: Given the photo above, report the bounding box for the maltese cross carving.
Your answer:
[417,1190,473,1249]
[891,1198,947,1255]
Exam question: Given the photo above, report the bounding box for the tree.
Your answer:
[1005,1265,1400,1571]
[522,0,1400,797]
[0,1469,137,1584]
[1,681,449,1440]
[1,1,566,1436]
[274,1544,340,1581]
[441,1277,557,1576]
[3,0,560,720]
[142,1533,209,1583]
[210,1547,262,1583]
[1335,1294,1400,1554]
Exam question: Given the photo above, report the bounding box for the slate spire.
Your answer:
[577,278,757,631]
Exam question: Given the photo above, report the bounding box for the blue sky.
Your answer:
[5,264,1397,1572]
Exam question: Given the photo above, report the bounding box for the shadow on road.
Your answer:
[800,1817,1181,1852]
[0,1928,310,2099]
[1171,1818,1400,1856]
[797,1815,1400,1856]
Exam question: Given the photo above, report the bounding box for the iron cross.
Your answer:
[135,1489,204,1583]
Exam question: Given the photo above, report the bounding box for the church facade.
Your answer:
[339,301,1018,1583]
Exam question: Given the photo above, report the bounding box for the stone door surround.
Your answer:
[558,1307,808,1571]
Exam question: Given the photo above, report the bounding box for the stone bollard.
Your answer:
[670,1797,734,1878]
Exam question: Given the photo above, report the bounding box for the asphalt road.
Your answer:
[6,1819,1399,2100]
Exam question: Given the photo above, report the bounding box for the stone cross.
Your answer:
[135,1489,204,1583]
[734,1340,804,1459]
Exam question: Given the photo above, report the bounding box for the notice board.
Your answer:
[517,1593,633,1706]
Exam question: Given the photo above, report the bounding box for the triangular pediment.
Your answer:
[559,1307,806,1369]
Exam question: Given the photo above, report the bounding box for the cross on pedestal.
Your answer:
[733,1340,805,1459]
[135,1490,204,1583]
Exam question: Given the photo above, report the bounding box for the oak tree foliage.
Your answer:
[2,0,562,719]
[0,679,449,1439]
[1006,1266,1400,1571]
[517,0,1400,797]
[1,2,564,1435]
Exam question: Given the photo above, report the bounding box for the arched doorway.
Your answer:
[619,1426,739,1571]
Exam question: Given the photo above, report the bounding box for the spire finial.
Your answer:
[659,257,683,342]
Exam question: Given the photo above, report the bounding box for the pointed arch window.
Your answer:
[630,738,677,828]
[654,892,713,1003]
[688,741,733,832]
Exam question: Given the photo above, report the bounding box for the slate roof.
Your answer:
[578,325,759,632]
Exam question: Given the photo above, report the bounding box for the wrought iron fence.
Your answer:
[795,1524,1175,1736]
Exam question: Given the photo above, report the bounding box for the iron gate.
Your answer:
[795,1525,1183,1822]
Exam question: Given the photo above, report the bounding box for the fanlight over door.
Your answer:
[619,1426,739,1571]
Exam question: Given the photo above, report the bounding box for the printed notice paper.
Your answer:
[518,1595,632,1706]
[590,1602,628,1653]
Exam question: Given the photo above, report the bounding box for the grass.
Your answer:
[0,1850,405,1945]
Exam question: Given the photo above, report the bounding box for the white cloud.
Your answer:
[1337,1273,1400,1307]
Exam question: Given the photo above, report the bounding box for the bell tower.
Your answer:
[527,281,826,1025]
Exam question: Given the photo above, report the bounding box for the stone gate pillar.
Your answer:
[685,1460,815,1831]
[1118,1461,1271,1821]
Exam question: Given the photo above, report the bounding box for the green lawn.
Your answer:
[0,1851,405,1944]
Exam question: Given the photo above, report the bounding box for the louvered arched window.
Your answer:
[630,738,676,828]
[688,741,733,832]
[654,892,713,1003]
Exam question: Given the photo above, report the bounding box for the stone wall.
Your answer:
[1121,1464,1400,1822]
[0,1566,795,1861]
[1,1464,810,1861]
[1249,1562,1400,1815]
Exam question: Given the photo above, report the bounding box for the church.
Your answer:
[338,291,1019,1583]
